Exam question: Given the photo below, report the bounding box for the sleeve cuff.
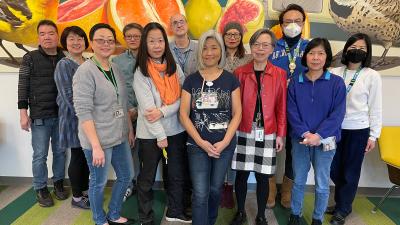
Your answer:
[77,113,93,123]
[18,101,28,109]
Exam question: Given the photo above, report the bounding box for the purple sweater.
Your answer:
[287,71,346,141]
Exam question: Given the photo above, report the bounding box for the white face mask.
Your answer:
[283,22,302,38]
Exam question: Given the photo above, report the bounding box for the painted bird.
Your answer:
[329,0,400,67]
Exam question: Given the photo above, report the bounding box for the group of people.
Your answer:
[17,3,382,225]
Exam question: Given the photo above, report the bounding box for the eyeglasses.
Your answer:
[224,33,241,39]
[283,19,303,26]
[172,19,186,27]
[125,35,141,40]
[252,42,273,49]
[93,38,115,45]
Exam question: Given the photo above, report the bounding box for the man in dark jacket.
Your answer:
[18,19,67,207]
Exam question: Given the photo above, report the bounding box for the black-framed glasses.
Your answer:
[225,33,241,39]
[93,38,115,45]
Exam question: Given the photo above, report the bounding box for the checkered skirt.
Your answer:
[231,126,276,175]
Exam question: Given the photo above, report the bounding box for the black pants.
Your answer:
[330,128,369,216]
[284,124,293,180]
[235,170,270,218]
[137,132,190,223]
[68,147,90,197]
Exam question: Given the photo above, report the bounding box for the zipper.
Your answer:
[311,81,315,103]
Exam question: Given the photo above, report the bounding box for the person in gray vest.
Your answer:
[112,23,143,202]
[169,13,198,77]
[18,19,68,207]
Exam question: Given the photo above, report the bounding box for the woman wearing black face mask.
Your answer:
[328,33,382,225]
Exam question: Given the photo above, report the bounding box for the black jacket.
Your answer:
[18,46,65,119]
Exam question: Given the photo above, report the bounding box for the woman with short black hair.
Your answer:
[73,23,135,225]
[55,25,90,210]
[287,38,346,225]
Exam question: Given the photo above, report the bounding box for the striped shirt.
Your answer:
[54,57,81,148]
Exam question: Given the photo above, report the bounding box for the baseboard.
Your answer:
[1,176,399,196]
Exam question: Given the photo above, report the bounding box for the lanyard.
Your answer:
[173,46,190,73]
[254,69,265,127]
[284,40,302,77]
[343,67,362,94]
[92,57,119,100]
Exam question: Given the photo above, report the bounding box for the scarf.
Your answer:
[147,60,181,105]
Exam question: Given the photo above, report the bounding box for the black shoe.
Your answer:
[71,196,90,209]
[53,179,68,200]
[36,187,54,207]
[287,214,300,225]
[330,212,346,225]
[325,206,336,215]
[140,221,154,225]
[165,214,192,223]
[107,218,136,225]
[230,212,247,225]
[311,218,322,225]
[255,216,268,225]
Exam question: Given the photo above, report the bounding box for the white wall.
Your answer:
[0,72,399,187]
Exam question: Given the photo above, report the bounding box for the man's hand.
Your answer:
[19,109,31,132]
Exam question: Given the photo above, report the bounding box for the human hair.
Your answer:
[89,23,116,41]
[60,26,89,51]
[123,23,143,36]
[222,21,245,58]
[278,4,306,25]
[37,19,58,33]
[249,28,277,48]
[341,33,372,68]
[197,29,226,70]
[135,22,176,77]
[301,38,333,71]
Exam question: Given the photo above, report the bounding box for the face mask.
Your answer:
[283,22,302,38]
[346,49,367,63]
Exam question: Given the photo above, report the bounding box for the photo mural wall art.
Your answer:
[0,0,399,76]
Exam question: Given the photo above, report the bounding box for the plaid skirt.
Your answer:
[231,124,276,175]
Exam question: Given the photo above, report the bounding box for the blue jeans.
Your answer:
[83,141,131,225]
[291,140,336,221]
[188,142,235,225]
[31,117,66,190]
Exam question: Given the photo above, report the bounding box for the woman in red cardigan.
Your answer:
[230,28,287,225]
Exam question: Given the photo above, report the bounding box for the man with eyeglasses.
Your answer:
[169,13,198,77]
[18,19,67,207]
[112,22,143,202]
[268,4,309,210]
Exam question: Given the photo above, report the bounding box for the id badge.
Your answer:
[255,127,264,142]
[114,105,124,119]
[196,92,218,109]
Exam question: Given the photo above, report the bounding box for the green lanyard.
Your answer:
[92,57,119,100]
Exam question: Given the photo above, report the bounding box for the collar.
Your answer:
[172,39,195,52]
[299,70,331,83]
[38,45,63,57]
[276,38,304,48]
